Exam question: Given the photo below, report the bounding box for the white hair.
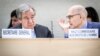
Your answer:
[16,3,35,19]
[68,5,87,19]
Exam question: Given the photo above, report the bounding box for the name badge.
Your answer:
[68,29,98,38]
[2,29,32,38]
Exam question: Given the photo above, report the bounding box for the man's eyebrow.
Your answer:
[24,16,28,19]
[32,14,35,17]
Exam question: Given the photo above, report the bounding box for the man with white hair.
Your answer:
[58,5,100,38]
[15,4,53,38]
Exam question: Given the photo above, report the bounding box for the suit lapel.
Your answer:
[34,24,41,37]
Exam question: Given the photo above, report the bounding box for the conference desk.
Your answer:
[0,38,100,56]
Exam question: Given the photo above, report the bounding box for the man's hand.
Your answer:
[58,19,70,32]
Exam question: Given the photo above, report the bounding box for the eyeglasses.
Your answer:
[66,14,80,19]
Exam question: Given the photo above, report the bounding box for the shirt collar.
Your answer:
[80,21,87,29]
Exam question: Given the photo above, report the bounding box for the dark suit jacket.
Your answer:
[13,24,53,38]
[87,22,100,38]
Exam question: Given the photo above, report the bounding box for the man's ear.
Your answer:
[80,15,85,21]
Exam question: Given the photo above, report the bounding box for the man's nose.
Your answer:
[28,19,33,23]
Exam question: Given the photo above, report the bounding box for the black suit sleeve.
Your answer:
[46,28,54,38]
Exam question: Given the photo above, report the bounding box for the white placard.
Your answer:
[68,29,98,38]
[2,29,32,38]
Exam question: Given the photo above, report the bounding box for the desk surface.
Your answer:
[0,38,100,56]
